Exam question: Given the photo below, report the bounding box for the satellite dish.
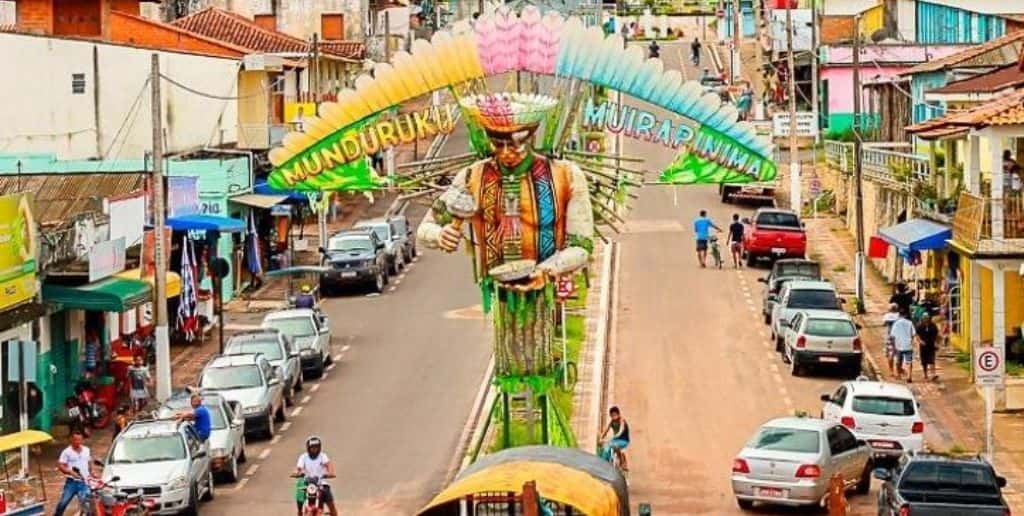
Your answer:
[871,27,898,43]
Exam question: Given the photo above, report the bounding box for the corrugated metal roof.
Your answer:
[0,174,146,226]
[900,31,1024,76]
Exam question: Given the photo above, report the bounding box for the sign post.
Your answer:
[974,346,1004,460]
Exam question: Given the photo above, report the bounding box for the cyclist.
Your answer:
[600,406,630,471]
[294,436,337,516]
[294,284,317,309]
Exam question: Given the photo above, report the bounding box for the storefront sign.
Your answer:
[0,194,38,312]
[268,104,458,192]
[168,176,200,218]
[89,237,126,282]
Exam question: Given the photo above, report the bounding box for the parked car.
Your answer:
[319,229,388,294]
[198,353,286,440]
[758,259,822,325]
[157,392,247,482]
[731,416,873,510]
[223,328,302,406]
[874,453,1010,515]
[354,217,407,274]
[821,379,924,461]
[781,309,862,377]
[742,208,807,266]
[770,280,844,350]
[102,418,215,515]
[261,309,332,379]
[388,213,417,262]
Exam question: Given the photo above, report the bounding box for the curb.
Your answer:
[583,240,617,451]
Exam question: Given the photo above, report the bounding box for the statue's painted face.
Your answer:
[490,129,533,169]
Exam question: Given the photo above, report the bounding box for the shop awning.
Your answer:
[253,180,310,201]
[229,193,288,209]
[166,214,245,233]
[42,277,152,312]
[115,269,182,298]
[878,218,952,252]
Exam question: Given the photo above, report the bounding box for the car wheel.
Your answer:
[411,244,418,258]
[220,452,239,483]
[275,401,287,423]
[284,384,295,407]
[201,470,215,501]
[763,311,771,325]
[238,437,247,463]
[790,354,802,376]
[394,252,405,273]
[855,460,873,495]
[262,411,275,439]
[372,271,385,293]
[294,369,304,391]
[775,334,784,353]
[736,498,754,510]
[183,483,199,516]
[847,364,862,379]
[746,253,757,267]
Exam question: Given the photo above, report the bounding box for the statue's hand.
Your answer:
[438,224,462,253]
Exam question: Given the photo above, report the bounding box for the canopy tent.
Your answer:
[229,193,288,209]
[42,277,152,312]
[878,218,952,253]
[0,430,52,453]
[165,214,245,233]
[114,268,182,298]
[418,446,628,516]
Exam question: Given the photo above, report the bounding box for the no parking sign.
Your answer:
[975,346,1004,386]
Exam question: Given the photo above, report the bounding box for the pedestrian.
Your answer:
[691,37,702,66]
[127,354,152,414]
[83,331,100,377]
[727,213,744,267]
[890,281,915,313]
[917,314,939,382]
[620,21,630,42]
[736,83,754,121]
[602,16,616,36]
[54,431,96,516]
[882,303,899,374]
[175,393,212,442]
[890,308,917,382]
[648,39,660,59]
[370,150,385,174]
[693,209,721,268]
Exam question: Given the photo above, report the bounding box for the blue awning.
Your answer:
[166,214,245,233]
[253,180,310,202]
[878,218,951,252]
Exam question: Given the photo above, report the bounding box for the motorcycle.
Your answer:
[71,467,156,516]
[292,474,335,516]
[75,380,111,429]
[65,396,90,437]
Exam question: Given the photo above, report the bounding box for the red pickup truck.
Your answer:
[742,208,806,266]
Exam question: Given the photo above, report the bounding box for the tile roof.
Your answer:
[171,7,364,60]
[907,89,1024,138]
[900,31,1024,76]
[927,63,1024,95]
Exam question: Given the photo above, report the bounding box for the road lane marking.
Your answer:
[783,396,794,408]
[311,384,320,392]
[326,363,336,371]
[341,345,351,352]
[291,406,304,417]
[279,422,291,432]
[259,448,271,460]
[365,293,380,298]
[388,286,397,292]
[334,354,343,361]
[398,273,406,281]
[234,478,249,491]
[245,464,259,476]
[769,363,779,373]
[271,435,282,445]
[301,395,312,404]
[772,372,783,384]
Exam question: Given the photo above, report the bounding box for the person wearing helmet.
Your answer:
[294,436,336,516]
[294,284,317,309]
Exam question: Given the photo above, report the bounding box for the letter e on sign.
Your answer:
[974,346,1004,387]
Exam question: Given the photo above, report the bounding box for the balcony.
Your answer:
[824,141,932,190]
[951,191,1024,255]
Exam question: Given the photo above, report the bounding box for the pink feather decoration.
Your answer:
[475,15,501,75]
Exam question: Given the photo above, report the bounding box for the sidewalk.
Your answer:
[806,215,1024,505]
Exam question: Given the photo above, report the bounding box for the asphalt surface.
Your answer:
[608,40,878,514]
[202,112,491,515]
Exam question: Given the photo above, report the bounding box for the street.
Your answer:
[606,40,877,514]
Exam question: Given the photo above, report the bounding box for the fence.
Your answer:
[824,140,932,189]
[952,191,1024,251]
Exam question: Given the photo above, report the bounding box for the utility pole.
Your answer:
[384,10,391,62]
[786,4,800,211]
[311,32,320,103]
[810,0,821,154]
[732,0,742,83]
[151,54,171,402]
[852,15,866,308]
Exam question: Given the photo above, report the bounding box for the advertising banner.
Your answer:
[0,194,37,312]
[168,176,200,218]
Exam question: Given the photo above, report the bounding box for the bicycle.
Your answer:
[552,355,578,392]
[709,235,723,269]
[597,440,629,484]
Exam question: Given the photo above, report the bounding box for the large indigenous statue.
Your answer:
[418,93,594,380]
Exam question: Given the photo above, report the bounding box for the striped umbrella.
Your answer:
[246,211,263,276]
[177,236,199,342]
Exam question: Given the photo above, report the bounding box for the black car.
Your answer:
[874,453,1010,515]
[319,229,389,294]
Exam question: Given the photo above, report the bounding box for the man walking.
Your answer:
[890,308,917,382]
[693,210,721,268]
[727,214,744,267]
[54,431,96,516]
[691,37,702,66]
[882,303,900,373]
[917,315,939,382]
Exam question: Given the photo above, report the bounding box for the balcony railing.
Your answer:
[825,141,853,174]
[823,140,932,190]
[952,191,1024,253]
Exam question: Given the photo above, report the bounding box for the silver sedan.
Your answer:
[731,416,874,510]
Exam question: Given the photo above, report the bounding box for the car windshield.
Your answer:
[357,224,389,241]
[327,236,372,252]
[747,427,820,453]
[200,365,262,390]
[756,212,801,227]
[226,339,283,360]
[852,396,915,416]
[264,317,315,338]
[900,463,999,495]
[775,262,821,279]
[110,435,186,463]
[805,319,857,337]
[788,290,839,309]
[158,403,228,430]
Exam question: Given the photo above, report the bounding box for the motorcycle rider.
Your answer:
[294,436,337,516]
[294,284,317,310]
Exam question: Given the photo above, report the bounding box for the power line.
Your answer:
[159,73,285,101]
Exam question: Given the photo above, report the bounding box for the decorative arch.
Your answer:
[268,7,775,190]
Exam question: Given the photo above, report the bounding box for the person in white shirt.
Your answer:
[890,309,917,382]
[882,303,900,373]
[54,431,96,515]
[294,436,336,516]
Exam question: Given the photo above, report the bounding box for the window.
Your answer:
[747,427,820,453]
[832,386,848,407]
[755,211,801,227]
[788,289,840,310]
[852,396,916,416]
[805,319,857,337]
[900,463,999,494]
[827,426,858,455]
[321,13,345,40]
[110,435,186,463]
[71,73,86,94]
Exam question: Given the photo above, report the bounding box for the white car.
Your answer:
[781,310,862,377]
[820,378,924,460]
[770,280,844,351]
[262,309,332,379]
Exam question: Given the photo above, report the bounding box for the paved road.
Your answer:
[608,40,878,514]
[202,117,491,515]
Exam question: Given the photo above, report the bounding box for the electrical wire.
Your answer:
[159,73,286,101]
[98,77,151,168]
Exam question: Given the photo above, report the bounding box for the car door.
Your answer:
[772,287,791,334]
[784,312,803,352]
[281,335,299,385]
[259,359,281,412]
[827,425,864,485]
[822,385,848,422]
[223,400,244,456]
[185,428,210,488]
[312,314,330,358]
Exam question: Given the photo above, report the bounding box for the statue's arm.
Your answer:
[416,168,470,249]
[537,163,594,276]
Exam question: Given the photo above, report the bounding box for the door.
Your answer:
[312,316,328,357]
[827,425,863,485]
[186,430,210,488]
[822,385,847,422]
[224,401,244,457]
